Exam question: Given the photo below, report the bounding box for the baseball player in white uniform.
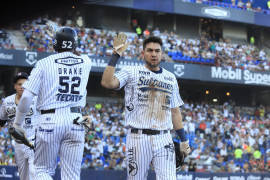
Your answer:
[0,72,37,180]
[101,35,191,180]
[13,27,92,180]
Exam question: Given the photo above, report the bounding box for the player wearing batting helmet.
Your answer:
[0,72,38,180]
[53,27,77,51]
[13,26,92,180]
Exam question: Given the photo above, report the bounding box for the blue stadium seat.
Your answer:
[103,146,108,155]
[172,54,177,61]
[200,58,206,63]
[86,154,92,160]
[177,52,183,57]
[260,147,265,155]
[115,136,120,144]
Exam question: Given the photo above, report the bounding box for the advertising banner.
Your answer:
[0,166,270,180]
[1,49,270,87]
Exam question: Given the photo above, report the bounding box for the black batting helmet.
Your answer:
[53,27,77,52]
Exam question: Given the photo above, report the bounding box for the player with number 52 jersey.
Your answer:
[13,27,92,180]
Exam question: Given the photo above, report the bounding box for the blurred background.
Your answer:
[0,0,269,179]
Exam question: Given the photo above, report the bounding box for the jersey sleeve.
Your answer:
[83,55,92,73]
[114,67,130,90]
[0,99,8,120]
[23,61,43,95]
[170,77,184,108]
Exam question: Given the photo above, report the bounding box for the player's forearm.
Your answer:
[101,66,116,88]
[14,89,35,126]
[101,53,120,89]
[0,104,8,120]
[172,108,183,130]
[172,107,187,142]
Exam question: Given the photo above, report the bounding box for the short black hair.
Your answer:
[143,36,163,50]
[14,72,28,83]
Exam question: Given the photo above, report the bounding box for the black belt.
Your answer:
[41,107,81,115]
[130,128,169,135]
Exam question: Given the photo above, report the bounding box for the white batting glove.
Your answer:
[180,141,191,156]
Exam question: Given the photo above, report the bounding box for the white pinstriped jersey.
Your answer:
[23,52,91,111]
[0,94,37,138]
[115,65,184,130]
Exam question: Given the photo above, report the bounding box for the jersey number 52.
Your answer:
[58,76,81,94]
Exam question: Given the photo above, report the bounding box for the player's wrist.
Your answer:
[176,128,187,142]
[108,53,120,67]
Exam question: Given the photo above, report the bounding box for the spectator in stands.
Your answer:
[237,0,244,8]
[234,146,243,161]
[81,159,91,169]
[143,28,150,37]
[76,16,84,28]
[253,148,262,160]
[136,25,142,37]
[246,1,252,10]
[242,162,250,172]
[131,18,138,32]
[152,27,160,37]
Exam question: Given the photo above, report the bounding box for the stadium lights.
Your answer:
[205,90,209,95]
[213,98,218,102]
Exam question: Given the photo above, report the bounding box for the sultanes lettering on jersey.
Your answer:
[115,65,183,130]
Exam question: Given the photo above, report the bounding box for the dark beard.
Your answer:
[145,60,160,69]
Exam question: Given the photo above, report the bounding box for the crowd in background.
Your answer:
[0,100,269,173]
[0,30,14,49]
[0,15,269,72]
